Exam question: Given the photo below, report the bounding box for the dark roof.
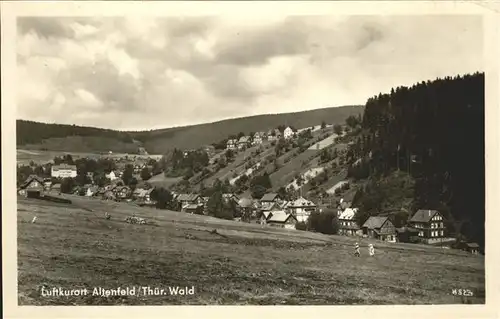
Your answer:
[20,175,45,189]
[261,193,279,202]
[176,194,200,202]
[362,216,390,229]
[409,210,440,223]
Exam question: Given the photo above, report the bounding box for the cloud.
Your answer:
[16,15,483,130]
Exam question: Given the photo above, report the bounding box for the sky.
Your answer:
[16,15,483,131]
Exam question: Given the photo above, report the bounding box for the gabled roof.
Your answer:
[176,193,200,202]
[288,196,316,208]
[261,193,279,202]
[339,208,358,220]
[20,175,45,189]
[267,210,297,223]
[260,201,279,211]
[262,211,273,219]
[409,210,440,223]
[362,216,390,229]
[238,197,254,208]
[223,193,239,200]
[238,136,250,143]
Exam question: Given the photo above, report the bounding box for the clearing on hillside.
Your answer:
[17,196,484,305]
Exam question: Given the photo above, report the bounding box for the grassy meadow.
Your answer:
[17,196,484,305]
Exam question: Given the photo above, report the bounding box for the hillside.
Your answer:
[17,195,484,305]
[348,72,485,248]
[16,105,363,154]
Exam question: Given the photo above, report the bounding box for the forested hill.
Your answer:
[16,105,363,153]
[349,72,484,248]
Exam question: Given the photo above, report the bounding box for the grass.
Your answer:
[18,196,485,305]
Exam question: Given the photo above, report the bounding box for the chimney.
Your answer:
[428,210,431,217]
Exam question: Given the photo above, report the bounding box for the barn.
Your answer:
[18,175,45,198]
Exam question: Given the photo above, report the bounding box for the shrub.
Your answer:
[295,222,307,231]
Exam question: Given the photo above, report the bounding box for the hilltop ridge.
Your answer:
[17,105,363,154]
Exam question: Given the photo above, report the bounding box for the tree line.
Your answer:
[348,72,484,247]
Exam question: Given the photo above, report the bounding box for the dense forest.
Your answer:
[17,120,135,145]
[349,72,484,248]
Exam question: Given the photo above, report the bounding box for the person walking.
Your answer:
[354,242,360,257]
[369,244,375,257]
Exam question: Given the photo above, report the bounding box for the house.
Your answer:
[105,170,121,181]
[238,136,251,150]
[18,175,45,198]
[338,208,361,236]
[51,164,77,178]
[226,139,238,151]
[460,242,481,255]
[260,211,273,225]
[362,216,396,242]
[284,126,295,139]
[407,209,446,244]
[252,132,265,145]
[266,129,277,141]
[43,179,52,191]
[238,197,256,221]
[222,193,239,203]
[286,196,317,222]
[262,210,298,229]
[260,193,281,204]
[395,226,420,243]
[86,185,99,197]
[114,186,131,200]
[133,187,155,203]
[176,193,202,207]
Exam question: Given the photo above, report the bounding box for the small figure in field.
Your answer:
[369,244,375,256]
[31,216,37,224]
[354,242,360,257]
[105,212,111,220]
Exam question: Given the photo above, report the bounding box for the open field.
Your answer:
[17,196,484,305]
[309,134,338,150]
[147,174,183,189]
[17,149,163,165]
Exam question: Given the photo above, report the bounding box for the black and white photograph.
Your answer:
[2,1,499,315]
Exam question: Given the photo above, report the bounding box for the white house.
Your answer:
[285,196,317,222]
[51,164,77,178]
[105,170,121,181]
[226,139,238,151]
[252,132,264,145]
[261,210,298,229]
[284,126,294,139]
[238,136,251,150]
[338,208,361,236]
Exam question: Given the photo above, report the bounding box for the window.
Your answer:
[440,223,444,228]
[419,231,424,237]
[440,230,444,236]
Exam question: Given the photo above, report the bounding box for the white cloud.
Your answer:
[16,15,483,130]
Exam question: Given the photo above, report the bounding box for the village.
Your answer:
[16,122,481,256]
